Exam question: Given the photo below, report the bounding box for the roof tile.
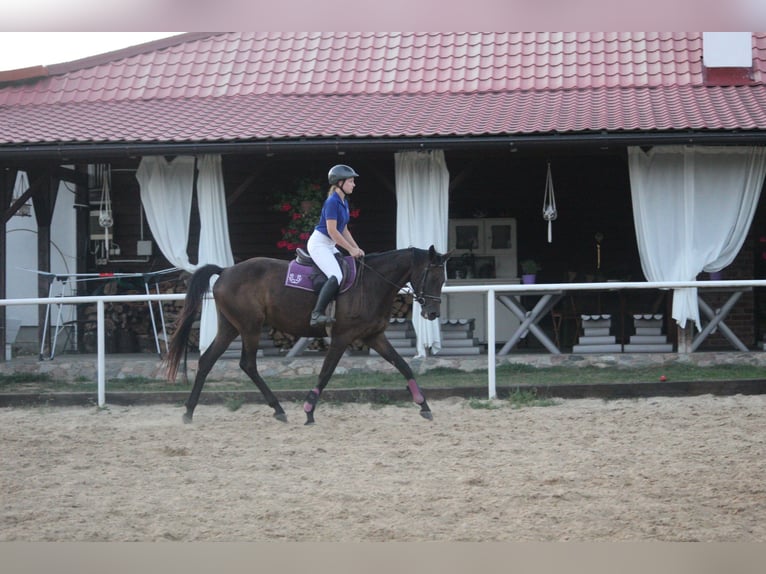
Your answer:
[2,85,766,146]
[1,32,766,147]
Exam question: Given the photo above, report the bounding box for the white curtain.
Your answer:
[136,156,196,268]
[137,155,235,352]
[628,145,766,329]
[395,150,449,357]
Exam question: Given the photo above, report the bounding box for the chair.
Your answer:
[551,295,580,349]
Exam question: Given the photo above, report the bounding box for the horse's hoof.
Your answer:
[420,410,433,421]
[274,412,288,423]
[304,419,315,426]
[182,413,193,424]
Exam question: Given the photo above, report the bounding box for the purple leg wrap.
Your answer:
[304,387,321,413]
[407,379,424,404]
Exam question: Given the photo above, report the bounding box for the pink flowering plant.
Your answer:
[272,177,360,252]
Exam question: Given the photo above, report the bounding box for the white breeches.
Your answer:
[307,230,343,283]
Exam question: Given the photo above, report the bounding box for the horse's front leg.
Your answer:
[303,340,348,425]
[183,332,234,423]
[365,333,432,420]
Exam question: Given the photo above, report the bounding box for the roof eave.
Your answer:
[1,130,766,162]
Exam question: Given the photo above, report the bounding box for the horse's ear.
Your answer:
[428,245,450,263]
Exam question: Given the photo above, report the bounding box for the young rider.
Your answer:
[306,164,365,326]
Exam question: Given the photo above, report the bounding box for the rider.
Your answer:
[306,164,365,327]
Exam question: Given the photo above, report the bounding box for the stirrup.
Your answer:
[310,312,335,327]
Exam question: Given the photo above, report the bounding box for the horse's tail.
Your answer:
[165,264,225,382]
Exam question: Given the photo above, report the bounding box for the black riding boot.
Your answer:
[310,276,340,327]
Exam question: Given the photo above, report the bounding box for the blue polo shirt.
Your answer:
[315,193,350,237]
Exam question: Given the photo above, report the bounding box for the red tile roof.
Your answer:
[1,32,765,147]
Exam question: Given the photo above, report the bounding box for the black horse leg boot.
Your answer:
[310,276,340,326]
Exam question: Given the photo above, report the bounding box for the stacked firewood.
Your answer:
[80,272,190,353]
[269,293,413,353]
[78,274,415,354]
[391,293,412,318]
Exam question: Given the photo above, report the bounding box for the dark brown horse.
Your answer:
[166,246,448,424]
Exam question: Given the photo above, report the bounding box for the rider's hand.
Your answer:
[352,247,364,259]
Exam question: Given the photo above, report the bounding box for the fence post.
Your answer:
[487,288,496,399]
[97,300,105,407]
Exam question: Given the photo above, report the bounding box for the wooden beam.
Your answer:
[227,170,262,207]
[449,162,476,193]
[0,169,17,360]
[1,169,38,223]
[51,165,89,187]
[26,172,60,356]
[356,160,395,196]
[30,172,59,227]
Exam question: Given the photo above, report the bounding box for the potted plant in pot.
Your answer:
[520,259,541,284]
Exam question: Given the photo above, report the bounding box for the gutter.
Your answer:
[1,130,766,161]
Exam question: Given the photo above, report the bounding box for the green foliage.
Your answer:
[1,361,764,396]
[468,397,503,410]
[0,372,51,387]
[520,259,541,274]
[506,388,557,409]
[224,396,244,412]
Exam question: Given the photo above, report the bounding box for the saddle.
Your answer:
[284,248,357,294]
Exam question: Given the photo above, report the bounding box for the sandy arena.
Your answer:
[1,394,764,541]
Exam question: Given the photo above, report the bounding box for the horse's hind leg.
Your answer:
[239,331,287,422]
[365,332,432,420]
[183,323,238,423]
[302,339,348,425]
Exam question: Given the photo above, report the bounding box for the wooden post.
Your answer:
[676,322,694,354]
[0,168,18,361]
[30,171,60,358]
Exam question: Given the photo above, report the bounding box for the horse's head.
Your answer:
[413,245,450,321]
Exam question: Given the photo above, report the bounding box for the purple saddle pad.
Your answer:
[284,256,357,294]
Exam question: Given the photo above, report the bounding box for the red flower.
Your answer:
[350,208,361,218]
[272,177,324,252]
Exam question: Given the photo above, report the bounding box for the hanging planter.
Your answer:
[542,161,557,243]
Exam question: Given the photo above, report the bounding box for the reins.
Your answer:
[357,250,442,305]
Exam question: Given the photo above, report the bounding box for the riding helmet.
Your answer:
[328,164,359,186]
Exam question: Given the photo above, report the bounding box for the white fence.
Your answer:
[442,279,766,398]
[1,293,184,406]
[2,279,766,405]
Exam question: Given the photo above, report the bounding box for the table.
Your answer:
[496,290,565,354]
[691,287,752,352]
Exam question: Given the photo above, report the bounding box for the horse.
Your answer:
[165,245,449,425]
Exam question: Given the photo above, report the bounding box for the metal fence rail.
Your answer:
[2,279,766,404]
[1,293,184,406]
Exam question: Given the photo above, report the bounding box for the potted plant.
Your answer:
[520,259,541,284]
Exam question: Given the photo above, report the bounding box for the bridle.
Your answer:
[411,262,444,306]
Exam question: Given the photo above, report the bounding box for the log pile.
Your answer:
[80,272,190,354]
[270,293,413,353]
[78,274,414,355]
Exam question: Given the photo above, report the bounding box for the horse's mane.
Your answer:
[362,246,424,262]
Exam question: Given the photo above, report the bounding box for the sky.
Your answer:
[0,32,179,71]
[1,2,766,73]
